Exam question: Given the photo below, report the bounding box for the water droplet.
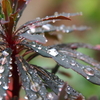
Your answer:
[3,93,7,96]
[0,96,3,100]
[86,76,90,80]
[9,66,13,70]
[66,30,69,33]
[45,16,49,19]
[0,81,2,85]
[67,87,70,90]
[0,58,7,65]
[2,51,9,56]
[60,25,64,30]
[9,72,12,77]
[24,96,28,99]
[30,28,36,33]
[32,44,36,47]
[70,60,76,66]
[64,95,68,99]
[42,24,51,30]
[3,85,9,90]
[30,82,40,92]
[47,48,58,56]
[37,45,42,50]
[52,20,56,23]
[83,68,94,76]
[54,12,58,17]
[17,14,20,18]
[27,30,30,34]
[0,66,4,73]
[47,93,53,99]
[36,17,41,20]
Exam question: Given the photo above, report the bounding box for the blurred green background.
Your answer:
[17,0,100,99]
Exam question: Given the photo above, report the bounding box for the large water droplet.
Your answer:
[83,67,94,76]
[0,66,4,73]
[47,93,53,99]
[2,51,9,56]
[47,48,58,56]
[30,82,40,92]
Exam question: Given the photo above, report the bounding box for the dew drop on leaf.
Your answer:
[17,14,20,18]
[42,24,51,30]
[0,81,2,85]
[83,68,94,76]
[86,76,90,80]
[46,93,53,99]
[0,96,3,100]
[32,44,36,47]
[52,20,56,23]
[64,95,68,99]
[24,96,28,99]
[2,51,9,56]
[30,82,40,92]
[47,48,58,56]
[29,27,36,33]
[70,60,76,66]
[0,66,4,73]
[37,45,42,50]
[9,72,12,77]
[54,12,59,17]
[3,85,9,90]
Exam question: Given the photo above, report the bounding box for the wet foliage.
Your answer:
[0,0,100,100]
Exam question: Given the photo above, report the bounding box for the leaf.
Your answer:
[50,43,100,69]
[2,0,12,20]
[21,41,100,85]
[51,43,100,50]
[16,12,84,35]
[20,32,47,44]
[58,48,100,70]
[42,12,82,21]
[16,56,48,100]
[30,64,84,99]
[0,48,12,99]
[58,83,85,100]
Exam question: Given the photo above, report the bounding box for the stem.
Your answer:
[11,56,20,98]
[51,64,60,74]
[10,47,20,99]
